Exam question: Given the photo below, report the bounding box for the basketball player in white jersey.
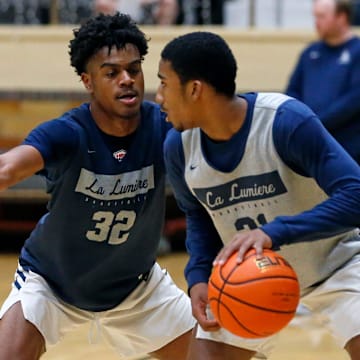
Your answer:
[156,31,360,359]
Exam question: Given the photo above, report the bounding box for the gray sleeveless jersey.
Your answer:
[181,93,360,291]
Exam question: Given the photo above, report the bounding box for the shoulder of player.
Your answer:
[274,97,317,130]
[141,100,162,120]
[24,105,86,150]
[252,93,316,130]
[163,128,185,168]
[141,100,171,130]
[32,107,84,135]
[279,95,314,115]
[54,103,91,130]
[164,127,182,150]
[255,92,294,111]
[139,100,173,142]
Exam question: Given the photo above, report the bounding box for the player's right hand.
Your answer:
[189,282,220,332]
[213,228,272,266]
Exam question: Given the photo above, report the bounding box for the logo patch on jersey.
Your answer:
[193,170,287,211]
[338,50,351,65]
[113,149,127,162]
[309,50,320,60]
[75,166,154,200]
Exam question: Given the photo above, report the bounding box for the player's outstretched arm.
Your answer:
[0,145,44,191]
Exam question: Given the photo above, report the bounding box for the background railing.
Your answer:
[0,0,91,24]
[0,0,359,27]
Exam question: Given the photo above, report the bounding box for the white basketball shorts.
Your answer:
[0,262,195,358]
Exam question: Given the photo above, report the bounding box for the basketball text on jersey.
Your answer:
[75,165,154,200]
[192,170,287,211]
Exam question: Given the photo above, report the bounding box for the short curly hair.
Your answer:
[69,13,149,76]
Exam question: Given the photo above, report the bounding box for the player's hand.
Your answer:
[189,282,220,332]
[213,228,272,266]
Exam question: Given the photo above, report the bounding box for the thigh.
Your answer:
[0,302,45,360]
[150,329,193,360]
[0,264,90,347]
[102,263,195,358]
[302,254,360,349]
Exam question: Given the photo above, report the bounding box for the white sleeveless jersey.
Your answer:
[181,93,360,290]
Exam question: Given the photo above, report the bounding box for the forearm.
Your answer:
[262,185,360,248]
[0,145,44,191]
[184,209,223,290]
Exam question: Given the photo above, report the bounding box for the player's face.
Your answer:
[82,44,144,122]
[156,59,194,132]
[313,0,341,41]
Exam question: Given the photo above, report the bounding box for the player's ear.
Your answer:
[81,73,93,93]
[189,80,202,100]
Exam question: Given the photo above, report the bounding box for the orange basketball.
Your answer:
[208,249,300,338]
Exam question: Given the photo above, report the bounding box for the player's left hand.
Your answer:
[190,283,220,332]
[213,228,272,266]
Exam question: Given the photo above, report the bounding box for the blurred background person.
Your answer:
[141,0,179,25]
[285,0,360,164]
[194,0,225,24]
[181,0,225,25]
[93,0,119,15]
[94,0,179,25]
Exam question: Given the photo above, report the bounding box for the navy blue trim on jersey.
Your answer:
[164,93,360,290]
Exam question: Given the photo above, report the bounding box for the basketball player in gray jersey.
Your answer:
[156,31,360,359]
[0,13,194,359]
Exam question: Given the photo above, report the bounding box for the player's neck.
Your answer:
[201,96,247,142]
[89,103,140,137]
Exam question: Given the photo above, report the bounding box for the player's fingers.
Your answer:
[213,242,239,266]
[204,325,221,332]
[212,251,223,266]
[192,303,208,323]
[236,230,273,262]
[198,319,220,332]
[236,244,251,263]
[253,242,265,259]
[233,235,257,263]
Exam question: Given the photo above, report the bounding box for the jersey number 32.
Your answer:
[86,210,136,245]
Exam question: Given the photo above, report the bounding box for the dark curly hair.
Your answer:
[161,32,237,98]
[69,13,149,76]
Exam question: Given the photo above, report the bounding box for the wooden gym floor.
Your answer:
[0,252,349,359]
